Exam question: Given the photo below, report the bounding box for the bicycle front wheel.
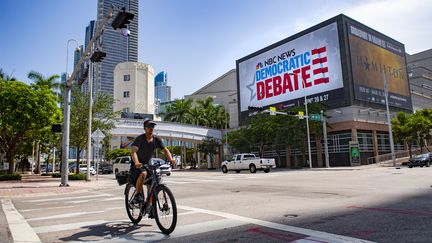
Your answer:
[153,185,177,234]
[125,184,143,224]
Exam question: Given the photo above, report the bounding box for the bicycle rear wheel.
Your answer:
[153,185,177,234]
[125,183,143,224]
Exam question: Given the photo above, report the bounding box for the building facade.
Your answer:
[185,69,239,129]
[113,62,155,115]
[406,49,432,110]
[95,0,139,96]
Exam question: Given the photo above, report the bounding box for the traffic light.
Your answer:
[248,106,264,112]
[51,124,62,133]
[111,7,135,30]
[90,49,106,62]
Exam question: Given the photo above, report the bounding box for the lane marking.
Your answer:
[178,205,375,243]
[1,199,41,243]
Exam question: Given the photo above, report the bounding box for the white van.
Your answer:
[113,156,132,175]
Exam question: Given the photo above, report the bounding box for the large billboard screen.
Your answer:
[237,22,344,118]
[348,23,412,110]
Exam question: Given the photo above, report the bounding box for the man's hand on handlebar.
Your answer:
[135,162,142,168]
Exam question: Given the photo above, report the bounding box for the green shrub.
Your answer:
[41,173,53,176]
[0,173,22,181]
[51,173,86,180]
[68,173,86,180]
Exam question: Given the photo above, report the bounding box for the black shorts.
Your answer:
[130,165,152,186]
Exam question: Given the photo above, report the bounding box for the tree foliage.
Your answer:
[227,103,328,167]
[0,80,61,173]
[392,109,432,157]
[106,148,130,161]
[69,87,117,173]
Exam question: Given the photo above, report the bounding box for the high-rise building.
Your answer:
[113,62,155,115]
[82,20,96,94]
[95,0,138,97]
[154,71,171,104]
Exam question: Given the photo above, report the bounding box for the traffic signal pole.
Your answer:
[60,0,107,186]
[60,1,134,186]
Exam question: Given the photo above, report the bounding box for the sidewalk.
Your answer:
[0,174,115,198]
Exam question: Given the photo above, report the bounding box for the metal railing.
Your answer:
[367,145,432,166]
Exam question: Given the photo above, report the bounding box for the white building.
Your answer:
[113,62,155,115]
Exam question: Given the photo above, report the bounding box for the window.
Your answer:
[124,74,130,81]
[123,91,130,98]
[236,155,241,161]
[123,107,130,113]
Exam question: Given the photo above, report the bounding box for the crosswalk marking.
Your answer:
[26,193,112,203]
[177,205,376,243]
[31,211,200,234]
[27,211,106,222]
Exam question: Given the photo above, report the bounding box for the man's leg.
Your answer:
[136,171,146,194]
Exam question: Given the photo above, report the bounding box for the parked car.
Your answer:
[100,165,113,174]
[113,156,171,176]
[79,164,97,175]
[407,153,431,168]
[151,158,171,176]
[113,156,132,175]
[221,153,276,173]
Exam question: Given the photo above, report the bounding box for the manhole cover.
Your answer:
[284,214,298,218]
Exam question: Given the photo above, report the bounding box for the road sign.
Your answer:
[269,106,276,115]
[91,129,105,144]
[310,114,322,121]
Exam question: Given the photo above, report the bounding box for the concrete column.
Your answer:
[351,128,358,142]
[316,137,324,167]
[372,130,379,159]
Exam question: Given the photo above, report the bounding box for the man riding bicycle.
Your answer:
[130,119,175,209]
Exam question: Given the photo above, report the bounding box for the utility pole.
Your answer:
[383,73,396,167]
[321,110,330,168]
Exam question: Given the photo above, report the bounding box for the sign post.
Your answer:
[91,129,105,180]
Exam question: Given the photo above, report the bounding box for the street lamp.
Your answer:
[288,73,312,168]
[60,39,80,187]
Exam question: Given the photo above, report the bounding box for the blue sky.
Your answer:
[1,0,431,99]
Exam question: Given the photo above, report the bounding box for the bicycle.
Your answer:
[119,160,177,234]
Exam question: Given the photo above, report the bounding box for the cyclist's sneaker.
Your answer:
[148,209,155,219]
[132,193,144,204]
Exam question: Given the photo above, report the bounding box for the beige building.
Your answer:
[113,62,155,115]
[185,69,239,129]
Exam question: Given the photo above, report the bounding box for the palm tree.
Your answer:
[0,68,16,81]
[190,106,205,126]
[27,71,60,93]
[163,99,193,123]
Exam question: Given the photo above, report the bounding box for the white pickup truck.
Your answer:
[221,153,276,173]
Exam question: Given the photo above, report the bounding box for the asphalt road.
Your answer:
[2,165,432,243]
